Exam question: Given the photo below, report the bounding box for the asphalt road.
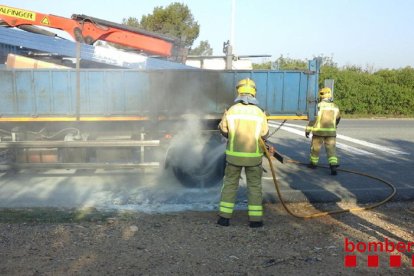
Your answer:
[262,118,414,204]
[0,119,412,211]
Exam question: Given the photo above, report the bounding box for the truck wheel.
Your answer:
[166,134,226,188]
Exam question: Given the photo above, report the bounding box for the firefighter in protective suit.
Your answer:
[217,78,269,228]
[306,87,341,175]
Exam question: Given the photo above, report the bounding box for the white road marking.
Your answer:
[269,122,408,155]
[278,122,407,154]
[335,142,374,155]
[336,134,407,155]
[268,124,304,136]
[272,124,409,155]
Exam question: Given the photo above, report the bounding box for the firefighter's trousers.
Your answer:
[219,163,263,222]
[310,135,339,165]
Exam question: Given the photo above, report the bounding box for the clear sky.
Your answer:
[2,0,413,69]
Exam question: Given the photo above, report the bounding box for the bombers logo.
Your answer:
[344,238,414,268]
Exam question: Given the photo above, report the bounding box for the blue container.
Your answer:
[0,59,319,122]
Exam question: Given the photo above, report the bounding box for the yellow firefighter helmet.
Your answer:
[319,87,332,99]
[236,78,256,96]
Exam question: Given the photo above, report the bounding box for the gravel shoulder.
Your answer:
[0,201,413,275]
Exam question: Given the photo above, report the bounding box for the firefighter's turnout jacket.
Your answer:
[306,100,341,136]
[219,102,269,166]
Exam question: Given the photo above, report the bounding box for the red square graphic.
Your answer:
[412,255,414,267]
[367,255,379,267]
[345,255,357,267]
[390,255,401,268]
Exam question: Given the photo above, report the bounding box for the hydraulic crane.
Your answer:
[0,4,180,58]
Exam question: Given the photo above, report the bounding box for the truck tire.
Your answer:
[166,134,226,188]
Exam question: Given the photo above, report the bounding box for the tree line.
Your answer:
[253,56,414,117]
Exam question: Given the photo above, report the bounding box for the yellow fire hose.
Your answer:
[259,139,397,219]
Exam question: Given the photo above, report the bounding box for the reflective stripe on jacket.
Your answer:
[306,101,340,137]
[219,103,269,166]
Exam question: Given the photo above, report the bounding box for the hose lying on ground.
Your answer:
[259,139,397,219]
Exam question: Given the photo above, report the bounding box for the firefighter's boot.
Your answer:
[330,165,339,176]
[217,216,230,226]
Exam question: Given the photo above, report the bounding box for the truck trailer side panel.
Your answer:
[0,64,319,121]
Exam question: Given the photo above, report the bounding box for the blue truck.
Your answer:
[0,23,320,187]
[0,61,320,186]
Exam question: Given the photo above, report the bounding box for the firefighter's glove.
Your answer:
[305,131,310,138]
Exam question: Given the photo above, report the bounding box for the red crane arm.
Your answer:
[0,5,176,57]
